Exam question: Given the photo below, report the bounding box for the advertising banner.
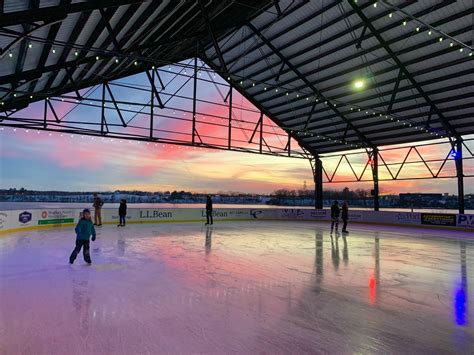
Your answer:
[309,209,328,220]
[395,212,421,225]
[347,211,364,222]
[38,209,76,225]
[279,209,307,220]
[421,213,456,226]
[0,211,8,230]
[457,214,474,228]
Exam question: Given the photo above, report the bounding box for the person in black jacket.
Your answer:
[330,200,340,233]
[205,195,213,225]
[341,201,349,234]
[118,199,127,227]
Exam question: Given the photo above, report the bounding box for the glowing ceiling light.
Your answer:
[353,79,365,89]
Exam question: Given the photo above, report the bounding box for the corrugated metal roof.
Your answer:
[0,0,472,154]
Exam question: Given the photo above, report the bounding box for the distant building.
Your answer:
[399,193,443,206]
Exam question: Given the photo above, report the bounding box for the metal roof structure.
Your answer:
[0,0,473,155]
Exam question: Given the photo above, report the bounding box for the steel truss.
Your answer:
[0,59,308,160]
[316,139,473,213]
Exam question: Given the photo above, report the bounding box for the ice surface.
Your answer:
[0,221,473,354]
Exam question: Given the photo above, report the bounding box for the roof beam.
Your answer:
[145,69,164,109]
[53,6,121,93]
[208,1,339,67]
[265,47,472,115]
[27,0,72,95]
[99,7,122,52]
[246,21,375,148]
[303,100,318,131]
[42,10,93,94]
[284,83,472,130]
[201,57,317,156]
[387,69,403,114]
[240,1,458,90]
[301,100,472,139]
[355,23,368,49]
[70,1,156,85]
[347,1,459,139]
[0,0,148,27]
[198,0,228,73]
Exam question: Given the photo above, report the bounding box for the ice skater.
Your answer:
[118,199,127,227]
[69,208,96,264]
[330,200,340,233]
[205,195,213,225]
[92,193,104,226]
[341,201,349,234]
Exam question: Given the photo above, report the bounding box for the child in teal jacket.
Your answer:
[69,209,96,264]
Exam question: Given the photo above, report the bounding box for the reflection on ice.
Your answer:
[0,221,473,353]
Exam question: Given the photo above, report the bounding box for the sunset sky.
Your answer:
[0,61,472,195]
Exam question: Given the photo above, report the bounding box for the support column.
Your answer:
[227,87,232,149]
[192,56,197,145]
[456,139,465,214]
[150,69,154,139]
[313,155,323,209]
[101,83,105,135]
[372,148,379,211]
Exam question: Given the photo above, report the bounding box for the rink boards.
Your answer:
[0,207,473,234]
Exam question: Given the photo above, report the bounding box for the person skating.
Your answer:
[92,193,104,226]
[118,199,127,227]
[70,209,96,264]
[205,195,213,225]
[341,201,349,234]
[330,200,340,233]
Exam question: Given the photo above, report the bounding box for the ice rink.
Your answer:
[1,221,473,354]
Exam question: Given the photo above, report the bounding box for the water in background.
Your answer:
[0,202,471,214]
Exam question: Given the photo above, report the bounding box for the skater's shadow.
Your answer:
[330,233,340,271]
[205,227,212,257]
[71,273,93,335]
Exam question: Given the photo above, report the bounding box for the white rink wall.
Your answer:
[0,208,473,234]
